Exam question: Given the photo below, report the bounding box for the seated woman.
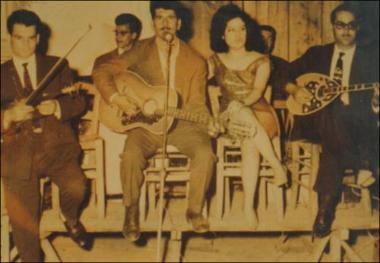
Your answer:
[208,4,288,227]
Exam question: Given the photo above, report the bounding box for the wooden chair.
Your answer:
[1,179,61,262]
[286,130,373,219]
[209,86,285,221]
[77,83,105,218]
[51,83,106,218]
[286,140,320,217]
[139,145,192,221]
[1,180,12,262]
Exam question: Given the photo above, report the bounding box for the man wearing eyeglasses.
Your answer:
[93,13,142,69]
[285,3,379,238]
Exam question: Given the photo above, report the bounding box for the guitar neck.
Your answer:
[332,83,378,94]
[157,108,212,125]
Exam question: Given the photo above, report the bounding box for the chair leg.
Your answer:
[224,177,231,215]
[215,169,224,220]
[1,214,10,262]
[290,142,301,210]
[148,181,157,214]
[360,188,372,217]
[310,144,320,218]
[52,183,60,216]
[259,178,267,210]
[95,139,105,218]
[41,237,61,262]
[273,185,284,222]
[140,178,147,222]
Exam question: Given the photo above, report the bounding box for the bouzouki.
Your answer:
[286,73,379,115]
[99,71,256,138]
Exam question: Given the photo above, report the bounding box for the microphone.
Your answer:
[164,32,174,44]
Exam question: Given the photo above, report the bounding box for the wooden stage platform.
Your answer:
[0,188,373,262]
[40,195,379,234]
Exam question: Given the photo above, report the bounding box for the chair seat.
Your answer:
[139,145,192,221]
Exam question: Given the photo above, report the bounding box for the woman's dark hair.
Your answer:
[210,4,265,53]
[7,9,41,34]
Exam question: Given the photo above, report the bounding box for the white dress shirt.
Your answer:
[329,44,356,105]
[156,37,180,90]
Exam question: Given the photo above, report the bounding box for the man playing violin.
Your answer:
[1,9,92,261]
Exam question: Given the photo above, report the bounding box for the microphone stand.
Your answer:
[156,35,173,262]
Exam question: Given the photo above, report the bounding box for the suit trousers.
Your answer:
[2,135,86,262]
[120,120,216,214]
[291,100,360,197]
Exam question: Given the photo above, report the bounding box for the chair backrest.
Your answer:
[77,82,101,140]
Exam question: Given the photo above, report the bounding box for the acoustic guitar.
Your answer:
[98,71,256,138]
[286,73,379,115]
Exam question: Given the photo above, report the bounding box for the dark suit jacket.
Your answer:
[289,43,379,169]
[92,49,119,73]
[1,55,85,179]
[92,37,209,116]
[268,55,290,101]
[290,43,379,118]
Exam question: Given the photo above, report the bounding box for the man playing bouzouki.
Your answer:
[93,1,224,241]
[285,3,379,238]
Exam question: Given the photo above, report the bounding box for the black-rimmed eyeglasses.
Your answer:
[333,21,358,31]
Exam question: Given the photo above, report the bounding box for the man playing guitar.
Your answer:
[93,1,223,241]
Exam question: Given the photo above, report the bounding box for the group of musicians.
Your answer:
[1,1,378,262]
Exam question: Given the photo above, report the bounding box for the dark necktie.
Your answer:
[333,52,345,85]
[333,52,349,104]
[22,62,42,132]
[22,62,34,96]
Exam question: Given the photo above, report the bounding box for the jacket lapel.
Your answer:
[36,54,46,86]
[8,61,25,99]
[323,43,335,75]
[175,41,189,95]
[147,40,165,85]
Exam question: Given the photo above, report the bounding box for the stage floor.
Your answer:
[40,191,379,234]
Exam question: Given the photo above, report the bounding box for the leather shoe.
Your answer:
[63,220,93,251]
[312,210,333,238]
[122,204,141,242]
[186,210,209,233]
[312,194,337,238]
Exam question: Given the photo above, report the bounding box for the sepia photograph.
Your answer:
[1,1,379,262]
